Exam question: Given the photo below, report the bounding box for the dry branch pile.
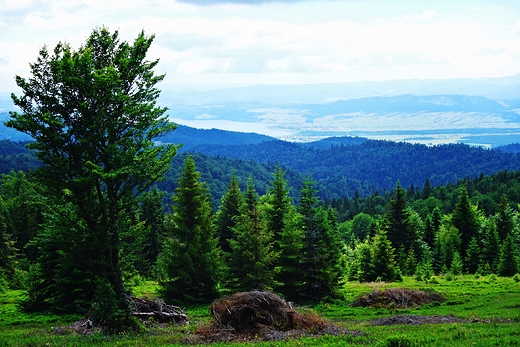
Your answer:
[196,291,352,342]
[351,288,445,309]
[372,314,467,326]
[131,297,188,324]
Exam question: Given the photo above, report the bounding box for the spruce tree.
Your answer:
[451,186,480,262]
[498,234,519,277]
[264,165,292,246]
[216,171,244,254]
[496,195,515,242]
[298,176,344,300]
[139,186,166,272]
[465,237,480,274]
[370,226,398,282]
[481,219,500,273]
[0,203,16,279]
[227,177,278,292]
[276,208,305,300]
[157,155,220,304]
[384,182,417,259]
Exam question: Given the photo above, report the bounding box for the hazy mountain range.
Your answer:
[2,74,520,147]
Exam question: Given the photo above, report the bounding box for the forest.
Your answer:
[0,27,519,343]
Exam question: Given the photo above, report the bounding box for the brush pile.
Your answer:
[351,288,445,309]
[196,291,348,342]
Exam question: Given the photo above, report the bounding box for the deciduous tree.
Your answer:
[6,27,178,327]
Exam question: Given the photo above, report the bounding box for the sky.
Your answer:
[1,0,519,93]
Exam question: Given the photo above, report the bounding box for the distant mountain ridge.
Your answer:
[3,122,520,201]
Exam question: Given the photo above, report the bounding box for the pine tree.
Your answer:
[481,219,500,273]
[498,234,519,277]
[264,165,292,246]
[404,248,417,276]
[139,186,166,272]
[157,155,220,304]
[384,182,418,259]
[0,202,17,278]
[465,237,480,274]
[436,219,461,273]
[276,208,305,300]
[370,226,398,282]
[298,176,344,300]
[423,206,441,249]
[450,251,463,276]
[355,241,374,282]
[216,171,244,254]
[451,186,480,262]
[227,177,278,292]
[496,195,515,242]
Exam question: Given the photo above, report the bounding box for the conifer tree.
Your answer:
[354,240,374,282]
[0,171,45,260]
[139,186,166,272]
[423,206,441,249]
[496,194,515,242]
[227,177,278,292]
[481,219,500,273]
[451,186,480,262]
[465,237,480,274]
[370,226,398,282]
[0,203,17,278]
[498,234,519,277]
[436,218,461,273]
[276,208,305,300]
[384,182,417,259]
[298,176,344,300]
[264,165,292,246]
[157,155,220,304]
[216,171,244,254]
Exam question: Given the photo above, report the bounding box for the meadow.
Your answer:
[1,275,519,347]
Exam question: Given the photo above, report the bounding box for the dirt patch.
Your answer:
[371,314,467,326]
[196,290,363,342]
[351,288,445,309]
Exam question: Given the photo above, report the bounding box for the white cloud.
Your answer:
[0,0,519,92]
[392,10,438,24]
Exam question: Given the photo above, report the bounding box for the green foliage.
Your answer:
[6,27,179,327]
[465,237,480,274]
[370,227,399,282]
[216,171,244,254]
[298,177,345,300]
[498,234,519,277]
[157,155,220,304]
[88,280,140,334]
[450,252,463,276]
[135,186,167,279]
[275,208,305,300]
[227,177,279,292]
[264,164,293,244]
[451,186,480,264]
[384,183,417,256]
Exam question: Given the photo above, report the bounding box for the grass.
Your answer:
[1,275,519,346]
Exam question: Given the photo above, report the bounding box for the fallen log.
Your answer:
[131,297,189,324]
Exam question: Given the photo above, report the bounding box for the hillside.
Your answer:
[5,124,520,203]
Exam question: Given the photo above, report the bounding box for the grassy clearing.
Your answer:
[1,275,519,346]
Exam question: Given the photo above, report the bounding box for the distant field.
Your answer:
[2,275,519,346]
